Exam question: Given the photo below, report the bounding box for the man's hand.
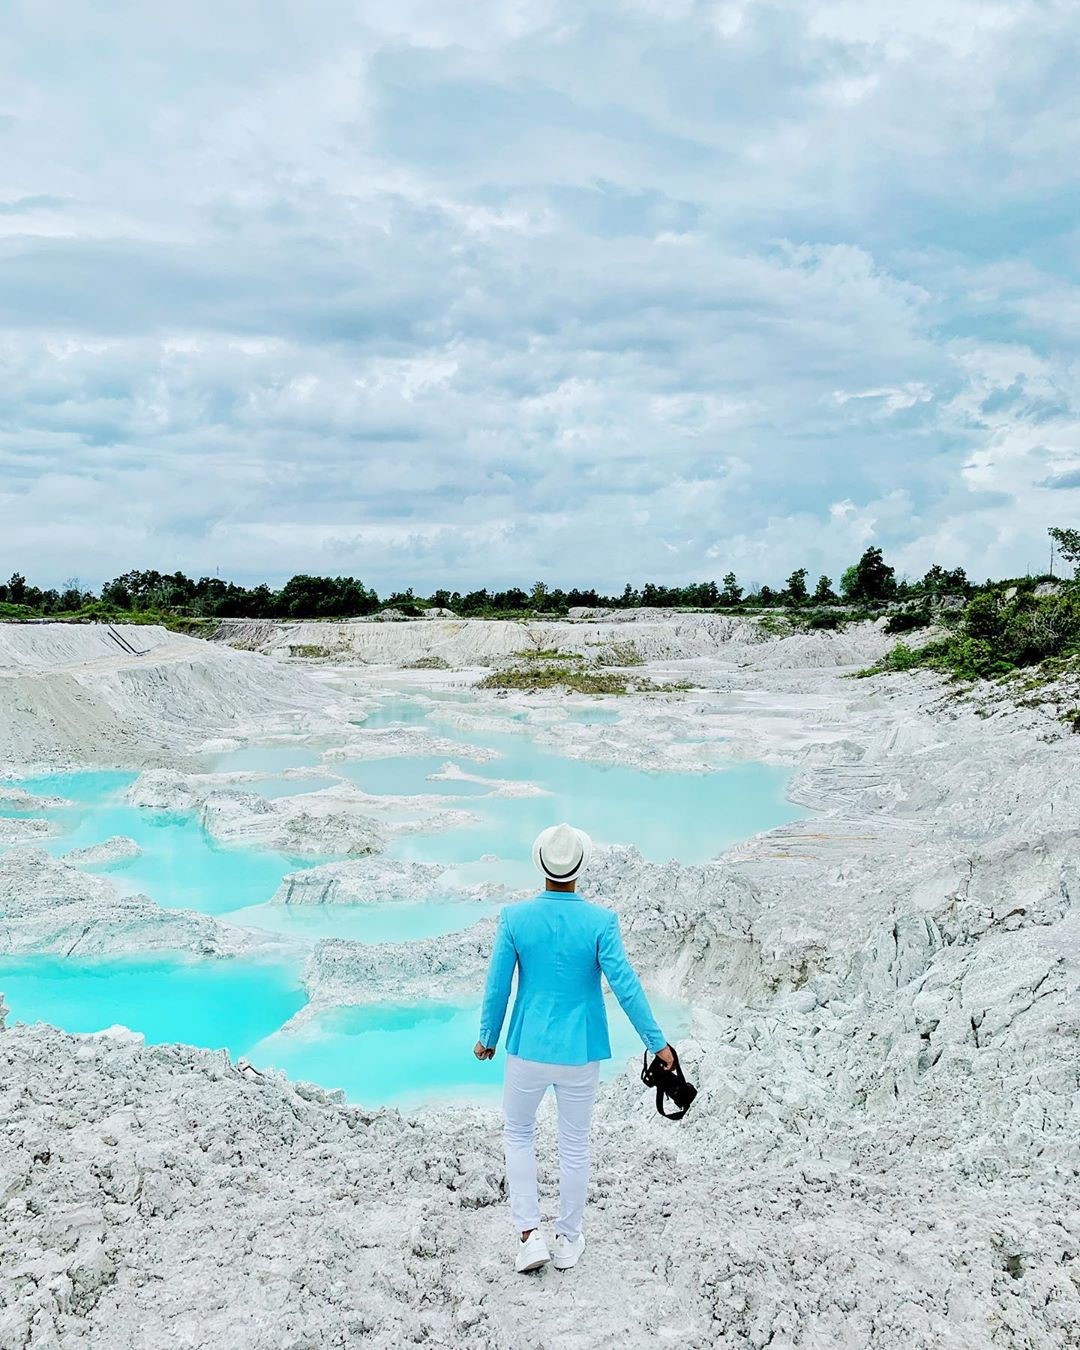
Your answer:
[655,1045,675,1070]
[473,1041,495,1061]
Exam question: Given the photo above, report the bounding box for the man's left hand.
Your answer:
[473,1041,495,1061]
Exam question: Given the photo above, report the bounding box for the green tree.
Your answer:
[720,572,743,605]
[840,564,858,599]
[784,568,808,604]
[921,564,968,596]
[566,588,600,609]
[1049,526,1080,577]
[274,574,378,618]
[812,574,836,603]
[59,581,86,610]
[247,584,273,617]
[100,577,132,609]
[459,589,490,614]
[841,547,896,603]
[7,573,27,605]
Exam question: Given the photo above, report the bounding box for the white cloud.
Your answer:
[0,0,1077,591]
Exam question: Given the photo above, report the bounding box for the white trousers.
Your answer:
[502,1054,601,1241]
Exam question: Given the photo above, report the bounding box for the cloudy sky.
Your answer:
[2,0,1078,593]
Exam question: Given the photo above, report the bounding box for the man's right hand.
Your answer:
[655,1045,675,1070]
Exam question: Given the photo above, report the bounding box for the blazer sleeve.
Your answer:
[478,909,517,1049]
[597,912,667,1054]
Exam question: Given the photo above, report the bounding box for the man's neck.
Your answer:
[545,880,577,893]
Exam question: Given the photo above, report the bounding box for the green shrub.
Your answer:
[885,609,932,635]
[289,643,344,659]
[405,654,450,670]
[755,614,793,638]
[875,640,928,673]
[1001,595,1080,665]
[476,655,696,694]
[806,611,843,631]
[477,664,630,694]
[862,585,1080,681]
[593,640,645,666]
[515,648,584,662]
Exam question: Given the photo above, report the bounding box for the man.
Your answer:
[473,822,674,1274]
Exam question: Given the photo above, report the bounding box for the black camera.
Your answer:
[641,1046,698,1120]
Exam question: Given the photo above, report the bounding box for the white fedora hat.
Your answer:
[532,822,593,884]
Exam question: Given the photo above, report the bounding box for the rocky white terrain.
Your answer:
[0,622,351,767]
[0,851,280,958]
[213,609,897,671]
[1,618,1078,1349]
[270,856,526,907]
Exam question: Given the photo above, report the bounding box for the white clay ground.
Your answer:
[1,617,1077,1349]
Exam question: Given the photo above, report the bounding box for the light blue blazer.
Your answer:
[478,892,667,1065]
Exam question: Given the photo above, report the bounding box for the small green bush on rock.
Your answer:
[405,655,450,669]
[477,664,630,694]
[885,609,932,635]
[593,640,645,666]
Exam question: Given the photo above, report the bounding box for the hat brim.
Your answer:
[532,826,593,882]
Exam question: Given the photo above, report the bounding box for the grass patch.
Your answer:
[289,643,346,660]
[514,648,585,662]
[477,664,631,694]
[755,614,794,638]
[0,604,218,636]
[164,616,218,637]
[477,661,694,695]
[754,609,855,637]
[592,640,645,667]
[405,654,450,669]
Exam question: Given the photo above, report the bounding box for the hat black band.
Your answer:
[539,845,582,880]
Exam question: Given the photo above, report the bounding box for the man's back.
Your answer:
[509,892,610,996]
[479,891,666,1065]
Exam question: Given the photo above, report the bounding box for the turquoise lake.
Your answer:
[0,690,803,1106]
[253,990,692,1109]
[346,703,802,868]
[0,954,306,1058]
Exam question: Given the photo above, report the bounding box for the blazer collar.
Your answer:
[540,889,584,902]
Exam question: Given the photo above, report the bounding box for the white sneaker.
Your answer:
[515,1230,551,1274]
[552,1233,586,1270]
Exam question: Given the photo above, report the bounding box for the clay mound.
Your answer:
[0,623,344,766]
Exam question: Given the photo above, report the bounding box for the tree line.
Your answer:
[1,533,1076,622]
